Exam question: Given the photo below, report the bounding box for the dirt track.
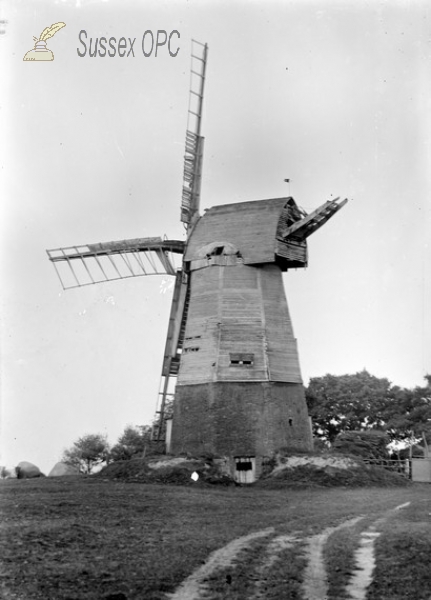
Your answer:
[0,478,430,599]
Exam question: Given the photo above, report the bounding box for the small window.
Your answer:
[231,360,253,365]
[236,461,252,471]
[288,418,293,427]
[206,245,225,257]
[184,347,200,353]
[229,353,254,366]
[235,457,254,471]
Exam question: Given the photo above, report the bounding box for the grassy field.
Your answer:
[0,477,430,599]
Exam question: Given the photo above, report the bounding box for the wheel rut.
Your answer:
[168,502,412,600]
[167,528,274,600]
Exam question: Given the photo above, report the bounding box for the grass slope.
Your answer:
[367,499,431,600]
[0,478,429,599]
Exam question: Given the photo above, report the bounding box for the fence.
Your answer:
[363,458,410,478]
[364,458,431,482]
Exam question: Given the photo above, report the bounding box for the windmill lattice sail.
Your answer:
[46,238,184,290]
[180,40,208,228]
[154,40,208,441]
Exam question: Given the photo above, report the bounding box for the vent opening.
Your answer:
[184,347,200,353]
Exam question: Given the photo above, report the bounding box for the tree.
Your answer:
[305,370,393,443]
[333,430,390,459]
[383,376,431,444]
[110,425,152,462]
[62,434,110,474]
[306,371,431,447]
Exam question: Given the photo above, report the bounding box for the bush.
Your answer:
[333,430,390,459]
[110,425,153,462]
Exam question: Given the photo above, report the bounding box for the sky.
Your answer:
[1,0,430,475]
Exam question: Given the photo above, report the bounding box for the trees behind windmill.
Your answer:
[58,372,430,472]
[109,425,153,462]
[61,433,110,474]
[61,426,155,473]
[305,371,431,452]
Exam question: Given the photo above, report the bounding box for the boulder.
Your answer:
[48,462,80,477]
[17,461,43,479]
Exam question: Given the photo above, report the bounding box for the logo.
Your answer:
[23,22,66,61]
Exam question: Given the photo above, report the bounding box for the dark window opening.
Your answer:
[235,457,254,471]
[184,347,200,353]
[230,353,254,366]
[206,245,225,258]
[236,461,252,471]
[230,359,253,366]
[288,418,293,427]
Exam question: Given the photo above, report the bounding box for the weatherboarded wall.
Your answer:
[170,381,313,456]
[178,264,302,385]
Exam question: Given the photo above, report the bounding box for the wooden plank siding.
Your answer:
[218,264,265,380]
[259,265,303,383]
[178,271,219,384]
[185,198,289,265]
[275,238,307,264]
[177,262,302,385]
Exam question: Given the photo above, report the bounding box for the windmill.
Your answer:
[47,40,347,483]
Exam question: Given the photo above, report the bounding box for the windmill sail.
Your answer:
[46,237,184,290]
[154,40,209,441]
[180,40,208,228]
[153,270,189,442]
[278,197,348,241]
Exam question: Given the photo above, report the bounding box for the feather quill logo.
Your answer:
[23,22,66,61]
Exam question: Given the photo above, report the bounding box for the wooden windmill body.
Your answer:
[47,41,347,482]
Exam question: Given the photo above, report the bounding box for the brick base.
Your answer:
[170,381,313,459]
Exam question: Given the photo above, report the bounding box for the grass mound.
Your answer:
[255,459,410,489]
[99,454,409,489]
[97,456,237,486]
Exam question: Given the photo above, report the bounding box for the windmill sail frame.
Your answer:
[154,40,208,439]
[46,238,184,290]
[180,40,208,228]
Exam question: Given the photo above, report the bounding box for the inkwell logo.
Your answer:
[23,22,66,61]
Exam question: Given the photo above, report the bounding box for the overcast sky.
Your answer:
[1,0,430,474]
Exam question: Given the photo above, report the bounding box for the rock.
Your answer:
[48,462,81,477]
[16,461,43,479]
